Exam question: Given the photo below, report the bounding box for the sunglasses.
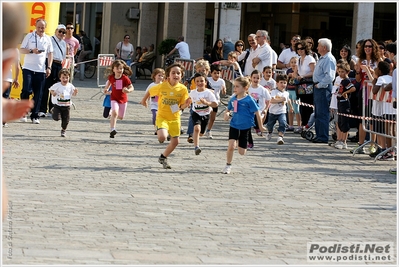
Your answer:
[237,44,243,46]
[297,47,305,50]
[293,38,300,41]
[58,30,66,34]
[364,45,373,48]
[66,27,74,30]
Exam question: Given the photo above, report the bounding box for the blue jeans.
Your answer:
[313,85,332,142]
[266,113,287,134]
[186,106,194,136]
[21,69,46,120]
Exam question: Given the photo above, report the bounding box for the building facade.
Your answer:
[59,2,397,67]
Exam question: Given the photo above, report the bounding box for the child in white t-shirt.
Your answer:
[264,74,293,145]
[190,73,218,155]
[260,66,276,92]
[206,64,226,139]
[247,70,271,148]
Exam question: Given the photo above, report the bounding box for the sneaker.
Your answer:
[294,127,302,134]
[61,130,66,137]
[377,153,395,161]
[206,130,213,139]
[158,156,171,169]
[286,126,294,131]
[369,145,377,154]
[222,164,232,174]
[32,118,40,124]
[389,168,396,175]
[2,123,8,128]
[334,141,343,149]
[350,145,366,154]
[247,143,254,150]
[277,136,284,145]
[369,147,383,158]
[20,116,27,122]
[49,107,54,114]
[195,146,202,155]
[187,136,194,143]
[38,112,46,118]
[265,132,272,141]
[110,129,117,138]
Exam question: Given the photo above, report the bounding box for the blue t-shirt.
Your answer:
[228,94,260,130]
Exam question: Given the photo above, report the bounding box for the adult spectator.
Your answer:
[304,36,319,62]
[293,40,316,130]
[19,18,53,124]
[237,33,259,76]
[133,46,142,63]
[312,38,336,143]
[39,24,67,117]
[351,39,380,153]
[339,44,356,70]
[267,35,278,69]
[131,44,156,82]
[352,39,364,63]
[277,34,300,70]
[252,30,273,73]
[235,40,246,71]
[166,36,190,59]
[211,39,224,63]
[223,36,235,59]
[64,22,80,82]
[77,30,93,63]
[115,34,134,65]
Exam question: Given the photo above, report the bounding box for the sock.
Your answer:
[206,129,210,132]
[226,163,231,166]
[160,154,166,159]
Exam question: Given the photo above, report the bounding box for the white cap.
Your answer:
[56,24,66,30]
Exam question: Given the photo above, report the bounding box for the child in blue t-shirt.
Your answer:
[102,85,111,118]
[222,76,266,174]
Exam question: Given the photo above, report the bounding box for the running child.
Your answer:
[190,72,218,155]
[140,63,191,169]
[144,68,165,135]
[103,60,134,138]
[264,74,293,145]
[247,70,271,149]
[206,64,226,139]
[102,85,111,119]
[223,76,266,174]
[49,68,78,137]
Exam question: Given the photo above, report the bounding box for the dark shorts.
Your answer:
[338,99,351,133]
[212,106,218,113]
[191,112,209,134]
[228,126,250,149]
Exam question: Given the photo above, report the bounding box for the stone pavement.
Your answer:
[2,76,397,265]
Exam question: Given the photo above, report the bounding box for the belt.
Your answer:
[53,60,62,64]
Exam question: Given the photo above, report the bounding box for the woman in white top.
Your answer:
[115,35,134,65]
[293,40,316,129]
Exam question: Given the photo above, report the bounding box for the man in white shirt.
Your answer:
[167,36,190,59]
[19,18,54,124]
[277,34,300,71]
[252,30,273,73]
[39,24,67,117]
[237,34,259,76]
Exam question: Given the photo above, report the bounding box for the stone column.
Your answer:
[351,3,374,53]
[137,3,159,48]
[182,3,206,60]
[216,3,241,45]
[163,3,183,40]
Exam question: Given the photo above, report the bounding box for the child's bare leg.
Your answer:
[157,128,168,143]
[226,139,236,164]
[163,136,179,157]
[193,124,200,147]
[207,111,216,130]
[110,110,118,129]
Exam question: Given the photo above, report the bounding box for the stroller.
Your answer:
[301,112,337,141]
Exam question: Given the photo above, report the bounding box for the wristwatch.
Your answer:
[29,49,33,54]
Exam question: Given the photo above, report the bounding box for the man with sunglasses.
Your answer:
[39,24,67,117]
[277,34,301,70]
[19,18,54,124]
[65,22,80,82]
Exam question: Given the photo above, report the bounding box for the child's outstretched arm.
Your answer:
[180,97,192,110]
[140,91,151,107]
[103,81,111,94]
[123,84,134,93]
[255,110,266,132]
[224,109,232,121]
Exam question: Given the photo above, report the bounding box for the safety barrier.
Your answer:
[352,80,396,161]
[174,58,195,81]
[90,54,115,99]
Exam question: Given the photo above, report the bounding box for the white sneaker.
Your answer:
[265,132,272,141]
[20,116,27,122]
[38,112,46,117]
[277,136,284,145]
[32,118,40,124]
[335,141,344,149]
[206,130,213,139]
[222,164,232,174]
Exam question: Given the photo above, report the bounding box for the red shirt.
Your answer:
[109,74,131,103]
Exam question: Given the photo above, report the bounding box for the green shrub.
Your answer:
[157,38,178,55]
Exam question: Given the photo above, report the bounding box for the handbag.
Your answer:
[295,77,314,95]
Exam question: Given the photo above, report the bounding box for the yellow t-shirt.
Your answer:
[149,81,189,121]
